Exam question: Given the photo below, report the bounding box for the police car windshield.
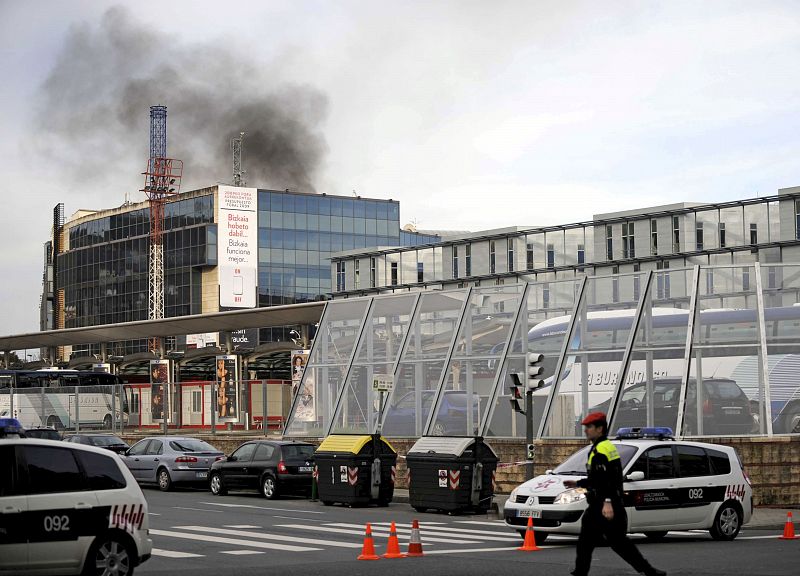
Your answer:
[553,443,638,475]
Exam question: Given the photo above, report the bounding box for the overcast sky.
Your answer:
[2,0,800,338]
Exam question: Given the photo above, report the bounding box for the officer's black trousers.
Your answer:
[573,506,651,576]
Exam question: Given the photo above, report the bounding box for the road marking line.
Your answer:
[426,546,523,555]
[173,507,223,513]
[220,550,265,555]
[174,525,363,549]
[736,535,785,540]
[150,529,321,552]
[199,502,324,514]
[273,515,318,521]
[151,548,204,558]
[455,520,506,527]
[370,522,519,540]
[275,523,459,545]
[313,523,480,544]
[148,513,161,516]
[224,525,261,529]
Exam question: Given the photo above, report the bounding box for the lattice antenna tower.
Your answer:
[231,131,245,187]
[141,106,183,349]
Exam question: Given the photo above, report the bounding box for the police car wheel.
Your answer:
[85,535,134,576]
[710,502,742,541]
[157,468,172,492]
[413,506,428,513]
[262,475,278,499]
[210,473,227,495]
[644,531,668,541]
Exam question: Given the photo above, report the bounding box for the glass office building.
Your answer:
[46,186,439,358]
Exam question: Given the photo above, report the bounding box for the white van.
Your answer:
[0,438,152,576]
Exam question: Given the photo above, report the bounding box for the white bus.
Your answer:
[0,369,129,430]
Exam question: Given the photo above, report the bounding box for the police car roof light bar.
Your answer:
[615,426,674,440]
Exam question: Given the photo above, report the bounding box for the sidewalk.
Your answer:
[390,489,796,529]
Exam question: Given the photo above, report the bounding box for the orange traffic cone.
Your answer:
[382,521,406,558]
[517,517,540,551]
[357,523,380,560]
[779,511,800,540]
[406,519,424,557]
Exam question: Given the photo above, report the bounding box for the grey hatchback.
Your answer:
[121,436,224,491]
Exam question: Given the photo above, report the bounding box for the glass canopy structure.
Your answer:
[285,264,800,439]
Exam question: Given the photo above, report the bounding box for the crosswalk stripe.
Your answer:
[425,546,522,555]
[224,525,261,529]
[455,520,507,527]
[275,523,471,545]
[329,522,514,543]
[220,550,265,555]
[320,523,485,544]
[150,529,321,552]
[151,548,204,558]
[174,525,363,548]
[370,522,519,541]
[199,502,325,514]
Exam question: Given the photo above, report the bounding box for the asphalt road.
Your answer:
[137,487,799,576]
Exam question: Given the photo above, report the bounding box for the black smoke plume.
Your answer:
[35,6,328,193]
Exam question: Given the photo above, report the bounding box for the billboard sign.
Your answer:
[292,350,315,422]
[215,355,239,423]
[218,186,258,308]
[149,360,170,423]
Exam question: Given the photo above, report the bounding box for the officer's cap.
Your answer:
[581,411,607,426]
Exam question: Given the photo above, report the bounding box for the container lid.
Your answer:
[408,436,476,457]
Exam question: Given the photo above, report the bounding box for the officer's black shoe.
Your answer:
[642,568,666,576]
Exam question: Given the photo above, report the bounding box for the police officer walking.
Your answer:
[564,412,665,576]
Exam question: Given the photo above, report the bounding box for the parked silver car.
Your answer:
[121,436,224,491]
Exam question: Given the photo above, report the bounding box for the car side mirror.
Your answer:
[626,471,645,482]
[228,455,236,462]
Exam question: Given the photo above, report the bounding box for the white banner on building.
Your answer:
[218,185,258,308]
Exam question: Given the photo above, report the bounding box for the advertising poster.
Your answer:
[215,355,239,423]
[149,360,170,423]
[293,350,315,422]
[291,350,310,396]
[217,186,258,308]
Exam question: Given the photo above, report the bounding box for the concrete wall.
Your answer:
[119,433,800,506]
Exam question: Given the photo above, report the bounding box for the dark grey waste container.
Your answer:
[314,434,397,506]
[406,436,498,514]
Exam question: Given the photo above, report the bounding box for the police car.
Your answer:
[504,427,753,542]
[0,436,152,576]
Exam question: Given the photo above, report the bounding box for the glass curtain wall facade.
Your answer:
[286,264,800,439]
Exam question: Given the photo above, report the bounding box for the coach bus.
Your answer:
[0,369,129,430]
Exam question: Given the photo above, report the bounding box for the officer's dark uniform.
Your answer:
[572,413,664,576]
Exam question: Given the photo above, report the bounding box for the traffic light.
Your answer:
[509,372,525,414]
[527,353,545,391]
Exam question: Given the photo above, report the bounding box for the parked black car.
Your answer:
[64,433,130,454]
[209,440,315,500]
[591,378,758,435]
[23,427,62,441]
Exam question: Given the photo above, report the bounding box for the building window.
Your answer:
[706,268,714,294]
[696,221,704,251]
[612,265,619,303]
[656,260,670,299]
[507,238,515,272]
[354,260,360,289]
[543,284,550,309]
[191,390,202,413]
[489,241,496,274]
[390,262,398,286]
[370,257,376,288]
[742,266,750,291]
[651,219,658,256]
[796,199,800,240]
[547,244,555,269]
[452,246,459,278]
[622,222,635,258]
[719,222,726,248]
[577,244,585,266]
[417,261,424,283]
[465,244,472,276]
[672,216,680,252]
[606,225,613,260]
[336,262,346,292]
[633,263,641,301]
[750,223,758,245]
[526,242,534,270]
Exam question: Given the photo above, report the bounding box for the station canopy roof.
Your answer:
[0,301,325,351]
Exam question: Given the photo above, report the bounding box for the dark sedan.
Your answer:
[209,440,315,500]
[64,433,130,453]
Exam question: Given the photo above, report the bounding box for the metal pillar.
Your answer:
[754,262,774,435]
[675,265,701,438]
